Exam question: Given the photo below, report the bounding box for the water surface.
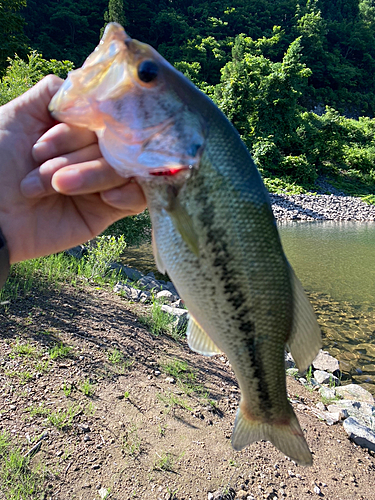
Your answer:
[279,221,375,393]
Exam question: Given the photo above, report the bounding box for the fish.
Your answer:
[49,23,321,465]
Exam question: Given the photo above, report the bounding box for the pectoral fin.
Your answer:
[166,189,199,257]
[187,316,222,356]
[287,266,321,372]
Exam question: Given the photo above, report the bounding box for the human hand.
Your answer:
[0,75,146,264]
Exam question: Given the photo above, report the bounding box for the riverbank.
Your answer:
[270,193,375,222]
[1,281,375,500]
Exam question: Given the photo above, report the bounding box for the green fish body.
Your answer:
[49,23,321,465]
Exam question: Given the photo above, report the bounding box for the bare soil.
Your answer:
[1,283,375,500]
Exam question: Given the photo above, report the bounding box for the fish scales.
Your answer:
[49,22,321,465]
[141,110,293,422]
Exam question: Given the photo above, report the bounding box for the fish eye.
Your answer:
[137,60,159,83]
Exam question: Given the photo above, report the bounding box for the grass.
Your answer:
[48,343,72,360]
[107,348,123,364]
[79,378,95,397]
[122,425,141,457]
[62,382,73,397]
[157,392,192,412]
[153,452,175,472]
[0,234,128,303]
[11,339,38,357]
[161,358,204,396]
[138,299,176,336]
[46,405,81,430]
[26,404,81,430]
[0,432,45,500]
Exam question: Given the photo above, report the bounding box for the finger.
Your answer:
[32,123,98,163]
[52,159,128,195]
[21,144,103,197]
[101,181,147,215]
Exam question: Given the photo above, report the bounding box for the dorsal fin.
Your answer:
[287,266,321,372]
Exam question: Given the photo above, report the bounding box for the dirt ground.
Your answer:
[1,283,375,500]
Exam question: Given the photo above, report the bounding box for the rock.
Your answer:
[314,370,340,386]
[286,368,299,378]
[156,290,178,303]
[65,245,88,259]
[326,404,349,420]
[335,384,374,404]
[313,485,321,495]
[161,305,188,318]
[313,350,340,374]
[108,263,143,281]
[161,304,188,331]
[235,491,247,499]
[165,281,179,296]
[137,275,162,292]
[171,299,184,308]
[285,352,295,369]
[98,487,109,499]
[165,377,175,384]
[113,282,151,303]
[315,402,326,411]
[319,386,336,401]
[77,424,90,433]
[208,488,236,500]
[343,417,375,452]
[330,400,375,429]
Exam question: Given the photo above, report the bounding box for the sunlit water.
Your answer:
[279,221,375,394]
[121,222,375,394]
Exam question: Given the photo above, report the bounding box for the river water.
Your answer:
[279,221,375,394]
[121,221,375,394]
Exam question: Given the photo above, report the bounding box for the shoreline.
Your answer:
[270,193,375,222]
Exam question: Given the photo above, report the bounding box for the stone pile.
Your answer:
[270,193,375,222]
[287,350,375,452]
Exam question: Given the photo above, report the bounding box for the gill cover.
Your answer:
[49,23,206,178]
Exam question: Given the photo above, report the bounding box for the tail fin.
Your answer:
[231,406,312,466]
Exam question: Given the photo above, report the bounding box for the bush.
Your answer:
[342,145,375,173]
[280,154,317,185]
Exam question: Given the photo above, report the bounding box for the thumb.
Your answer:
[11,75,64,129]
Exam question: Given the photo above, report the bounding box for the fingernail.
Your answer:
[52,169,82,193]
[20,172,45,198]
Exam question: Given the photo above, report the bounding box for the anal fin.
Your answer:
[187,316,222,356]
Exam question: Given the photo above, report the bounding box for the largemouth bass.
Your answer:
[50,23,321,465]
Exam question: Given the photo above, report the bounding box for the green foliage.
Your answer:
[49,344,73,360]
[0,0,29,74]
[139,299,176,337]
[0,432,44,500]
[80,234,126,280]
[102,211,151,246]
[2,0,375,197]
[0,51,73,105]
[102,0,126,37]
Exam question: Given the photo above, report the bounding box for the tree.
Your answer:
[0,0,28,74]
[101,0,126,36]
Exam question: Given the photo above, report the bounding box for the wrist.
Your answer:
[0,226,10,288]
